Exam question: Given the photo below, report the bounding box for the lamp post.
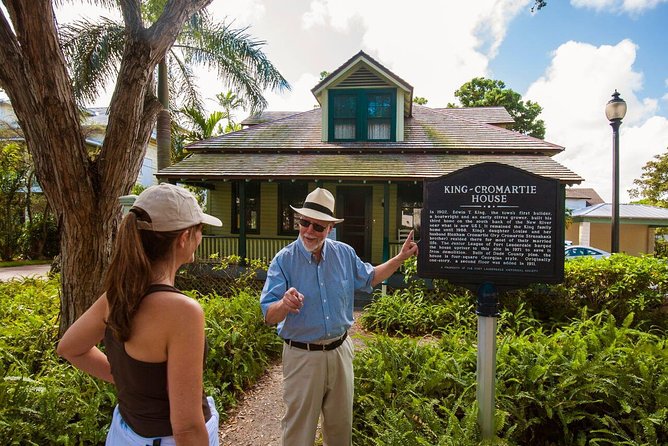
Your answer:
[605,90,627,253]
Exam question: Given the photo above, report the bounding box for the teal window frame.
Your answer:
[231,181,260,234]
[328,88,396,142]
[278,182,307,235]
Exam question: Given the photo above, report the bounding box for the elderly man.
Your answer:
[260,187,418,446]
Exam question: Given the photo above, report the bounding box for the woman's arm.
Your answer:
[56,295,114,383]
[166,297,209,445]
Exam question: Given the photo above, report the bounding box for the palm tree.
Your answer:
[216,90,245,133]
[180,107,225,141]
[60,4,289,172]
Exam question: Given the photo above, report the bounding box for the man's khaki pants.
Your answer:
[281,336,354,446]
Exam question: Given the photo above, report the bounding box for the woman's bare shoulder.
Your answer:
[141,290,204,323]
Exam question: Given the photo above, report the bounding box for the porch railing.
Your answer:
[247,238,293,262]
[198,235,406,263]
[197,235,292,262]
[198,236,238,260]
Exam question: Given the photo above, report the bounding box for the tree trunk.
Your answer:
[0,0,213,334]
[157,59,171,175]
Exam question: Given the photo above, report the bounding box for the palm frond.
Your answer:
[166,51,203,112]
[175,17,290,113]
[59,17,125,107]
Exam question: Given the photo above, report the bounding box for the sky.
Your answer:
[47,1,668,203]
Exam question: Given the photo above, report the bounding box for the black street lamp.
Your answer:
[605,90,627,253]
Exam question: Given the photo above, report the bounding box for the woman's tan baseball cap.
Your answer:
[290,187,344,223]
[132,183,222,231]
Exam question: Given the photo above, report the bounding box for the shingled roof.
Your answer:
[159,103,582,184]
[566,187,605,204]
[157,152,582,183]
[240,111,298,127]
[185,104,563,155]
[434,107,514,126]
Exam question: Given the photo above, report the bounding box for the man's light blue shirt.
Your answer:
[260,236,375,343]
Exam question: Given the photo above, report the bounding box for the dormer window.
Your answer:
[329,89,396,142]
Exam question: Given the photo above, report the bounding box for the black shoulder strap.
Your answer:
[144,283,182,297]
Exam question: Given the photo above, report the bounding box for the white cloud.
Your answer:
[263,72,321,111]
[206,0,266,25]
[298,0,532,106]
[571,0,668,13]
[526,39,668,202]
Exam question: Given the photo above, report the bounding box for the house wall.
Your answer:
[138,142,158,187]
[207,181,230,236]
[565,223,579,245]
[572,221,653,255]
[565,198,587,210]
[396,90,405,142]
[620,224,651,255]
[206,179,403,264]
[260,182,277,237]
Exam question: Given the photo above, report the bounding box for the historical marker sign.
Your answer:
[418,162,565,286]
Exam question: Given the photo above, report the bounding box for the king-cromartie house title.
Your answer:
[443,185,538,203]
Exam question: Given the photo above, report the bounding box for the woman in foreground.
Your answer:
[58,183,222,445]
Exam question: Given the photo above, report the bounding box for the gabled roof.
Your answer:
[566,187,604,204]
[433,107,514,126]
[572,203,668,226]
[160,103,582,184]
[311,50,414,117]
[185,104,564,155]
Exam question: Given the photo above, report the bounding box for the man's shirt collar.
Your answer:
[296,236,328,263]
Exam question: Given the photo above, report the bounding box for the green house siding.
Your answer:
[260,182,277,237]
[389,183,399,244]
[207,181,231,236]
[204,179,414,264]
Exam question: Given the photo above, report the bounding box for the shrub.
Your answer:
[197,288,282,411]
[504,254,668,330]
[0,276,280,443]
[176,256,268,297]
[18,212,60,260]
[0,278,114,444]
[495,311,668,444]
[353,334,481,445]
[353,312,668,445]
[360,287,475,336]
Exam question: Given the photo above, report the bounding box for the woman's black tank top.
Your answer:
[104,283,211,437]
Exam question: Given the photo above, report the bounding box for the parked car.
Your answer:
[564,245,611,260]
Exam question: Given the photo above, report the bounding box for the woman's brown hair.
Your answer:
[104,207,200,342]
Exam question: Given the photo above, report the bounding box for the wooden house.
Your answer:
[157,51,582,263]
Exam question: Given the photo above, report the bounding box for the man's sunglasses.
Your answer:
[298,218,327,233]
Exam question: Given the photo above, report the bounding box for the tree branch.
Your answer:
[0,1,91,215]
[98,0,212,200]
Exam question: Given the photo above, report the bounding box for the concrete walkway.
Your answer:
[0,264,51,282]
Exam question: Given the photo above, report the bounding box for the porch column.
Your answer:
[239,180,247,260]
[579,221,591,246]
[383,182,390,262]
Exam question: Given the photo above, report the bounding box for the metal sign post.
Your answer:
[476,282,500,440]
